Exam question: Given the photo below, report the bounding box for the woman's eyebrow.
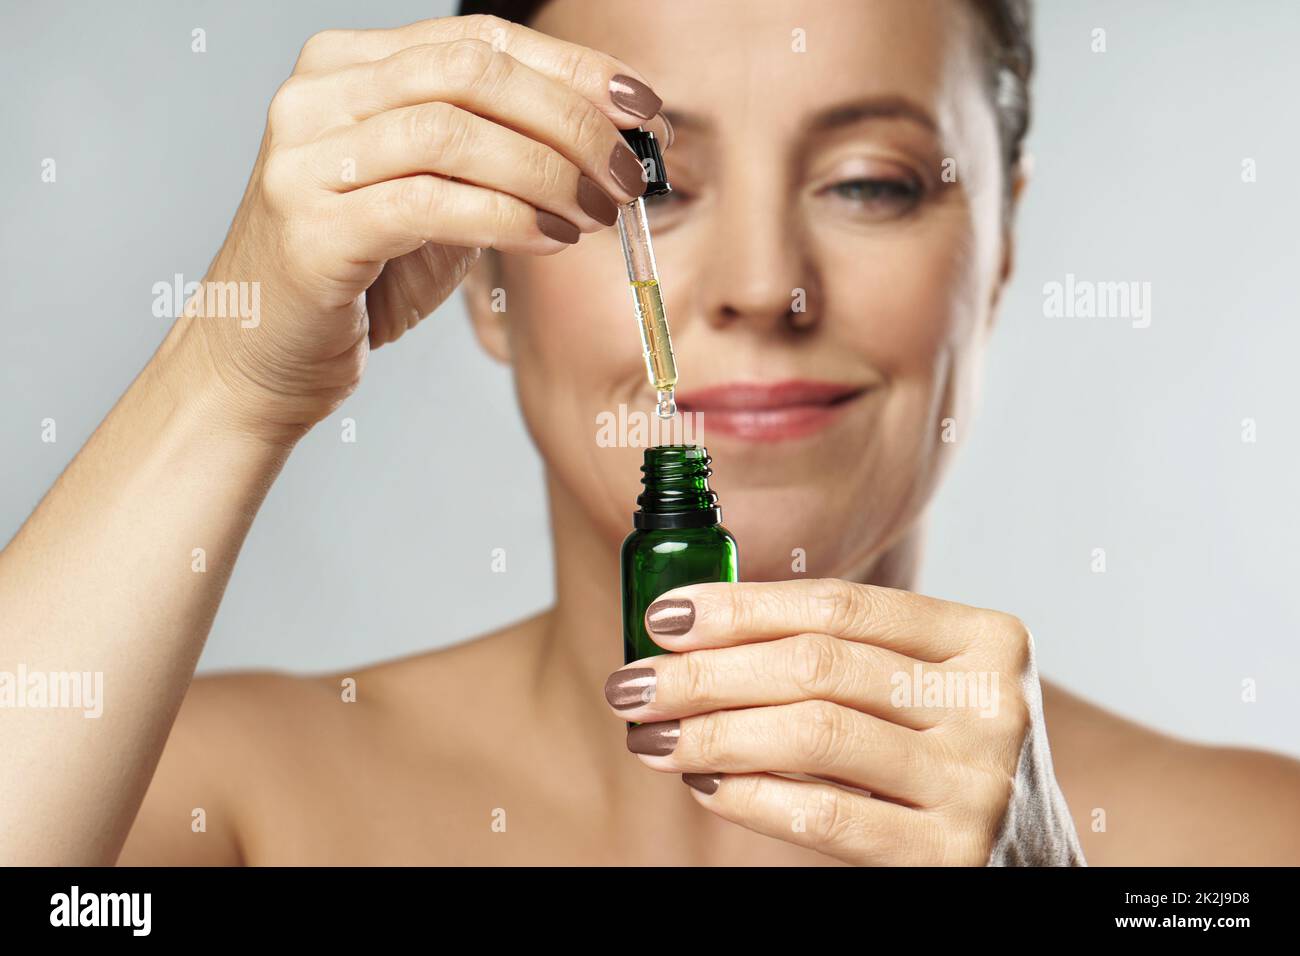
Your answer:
[806,95,938,135]
[661,95,938,139]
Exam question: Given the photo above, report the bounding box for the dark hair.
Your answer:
[457,0,1033,173]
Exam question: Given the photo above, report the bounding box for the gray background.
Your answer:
[2,1,1297,756]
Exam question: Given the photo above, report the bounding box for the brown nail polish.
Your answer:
[605,667,656,710]
[646,598,694,635]
[609,74,663,120]
[535,209,579,244]
[609,143,647,198]
[682,773,722,795]
[576,175,619,226]
[627,720,679,756]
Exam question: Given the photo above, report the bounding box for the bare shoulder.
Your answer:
[118,669,358,865]
[1042,680,1300,866]
[119,613,549,865]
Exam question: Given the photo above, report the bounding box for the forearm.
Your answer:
[0,322,294,863]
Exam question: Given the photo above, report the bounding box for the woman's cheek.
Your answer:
[819,218,976,379]
[497,249,654,538]
[502,244,638,409]
[803,218,986,541]
[868,215,992,504]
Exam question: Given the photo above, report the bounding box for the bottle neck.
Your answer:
[633,445,722,530]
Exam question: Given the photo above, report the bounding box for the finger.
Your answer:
[287,42,653,206]
[643,578,985,661]
[329,173,578,266]
[295,16,665,126]
[606,635,951,730]
[306,103,620,230]
[680,772,940,866]
[626,701,952,805]
[364,243,481,349]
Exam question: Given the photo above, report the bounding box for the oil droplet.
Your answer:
[656,390,677,419]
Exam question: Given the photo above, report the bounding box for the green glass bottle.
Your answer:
[621,445,739,665]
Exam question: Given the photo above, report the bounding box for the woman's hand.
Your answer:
[182,14,664,440]
[604,579,1086,866]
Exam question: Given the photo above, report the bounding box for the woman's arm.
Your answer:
[1,14,664,864]
[0,326,290,864]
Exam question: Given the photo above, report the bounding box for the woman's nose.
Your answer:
[696,182,819,335]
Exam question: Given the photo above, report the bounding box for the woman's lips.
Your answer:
[675,381,870,442]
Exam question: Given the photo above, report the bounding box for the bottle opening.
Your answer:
[633,445,722,529]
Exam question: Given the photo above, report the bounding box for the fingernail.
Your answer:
[657,112,675,149]
[609,143,647,198]
[627,720,679,756]
[535,209,579,244]
[577,175,619,226]
[646,598,694,635]
[609,74,662,119]
[682,773,722,795]
[605,667,656,710]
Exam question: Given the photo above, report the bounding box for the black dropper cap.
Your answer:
[620,127,671,198]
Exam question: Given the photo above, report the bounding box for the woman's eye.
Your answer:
[826,178,921,217]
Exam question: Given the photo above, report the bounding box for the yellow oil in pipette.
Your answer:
[630,279,677,418]
[617,128,678,421]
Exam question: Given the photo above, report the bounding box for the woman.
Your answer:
[2,0,1297,866]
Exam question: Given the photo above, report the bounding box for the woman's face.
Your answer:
[475,0,1013,581]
